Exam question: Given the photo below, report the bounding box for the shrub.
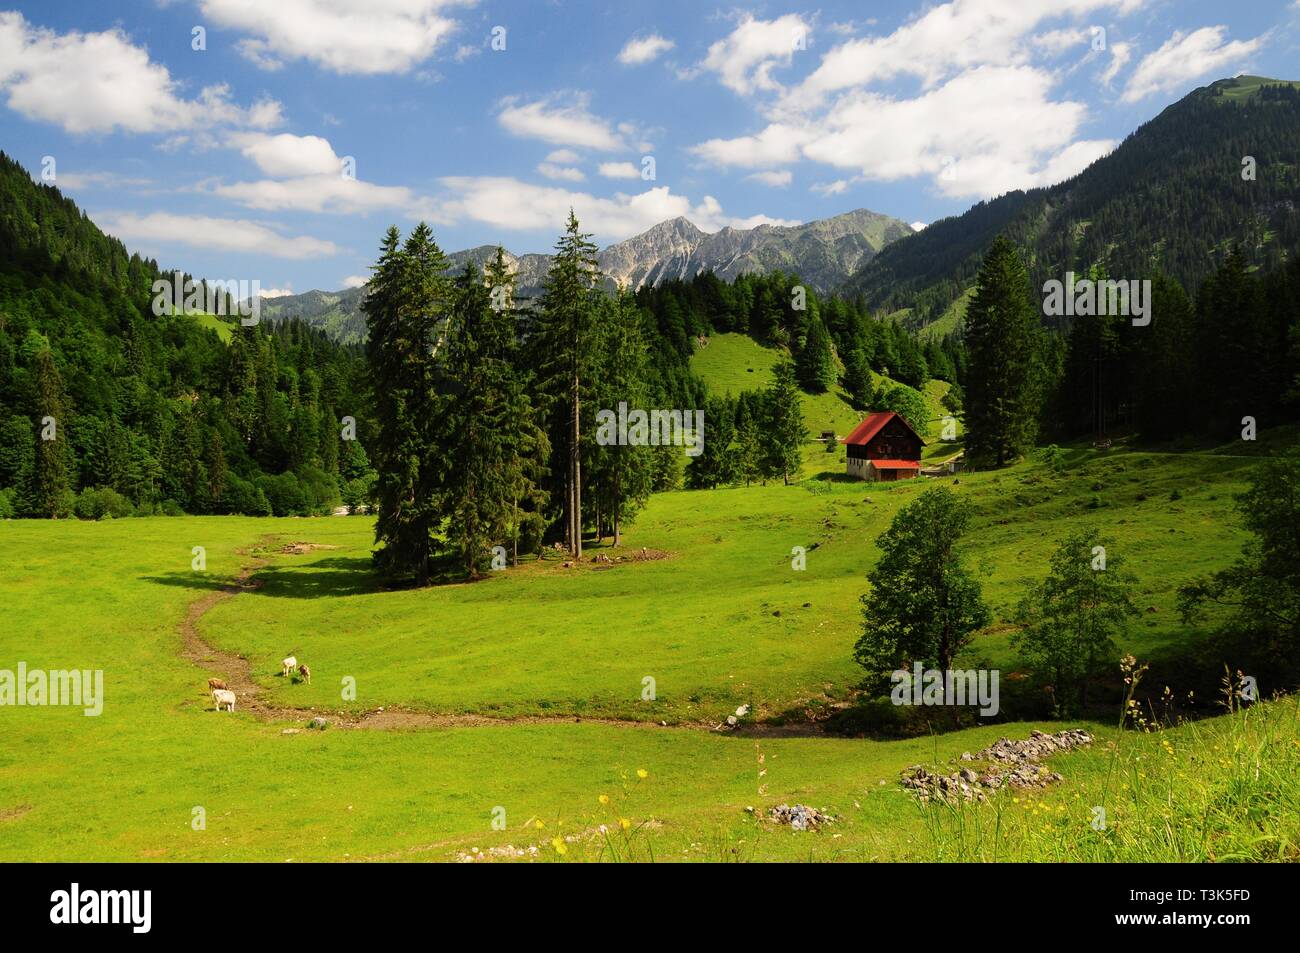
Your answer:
[74,486,134,520]
[295,465,339,515]
[341,473,376,514]
[0,487,14,519]
[1034,444,1067,472]
[877,383,930,438]
[256,472,307,516]
[223,475,272,516]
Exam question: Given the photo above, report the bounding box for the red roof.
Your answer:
[870,459,921,470]
[840,411,925,446]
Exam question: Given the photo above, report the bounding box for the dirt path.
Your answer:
[179,535,830,736]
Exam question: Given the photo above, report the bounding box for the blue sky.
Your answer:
[2,0,1298,295]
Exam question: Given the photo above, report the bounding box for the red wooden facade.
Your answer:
[840,411,924,481]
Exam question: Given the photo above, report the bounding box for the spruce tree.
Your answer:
[588,289,654,545]
[364,224,450,585]
[444,260,549,577]
[797,316,837,392]
[764,361,807,485]
[31,347,71,517]
[964,236,1043,466]
[206,430,228,511]
[536,211,600,557]
[842,346,875,411]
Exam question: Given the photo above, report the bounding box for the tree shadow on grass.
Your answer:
[247,557,380,598]
[143,555,380,600]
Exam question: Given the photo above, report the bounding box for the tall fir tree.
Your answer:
[364,224,450,585]
[536,210,600,557]
[797,316,837,392]
[443,261,549,576]
[964,236,1043,466]
[588,289,654,545]
[763,361,807,485]
[31,347,71,517]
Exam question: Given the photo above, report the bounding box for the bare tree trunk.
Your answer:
[572,370,582,559]
[613,460,622,547]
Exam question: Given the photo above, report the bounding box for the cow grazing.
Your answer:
[212,689,236,712]
[298,663,311,684]
[207,677,228,691]
[282,656,297,677]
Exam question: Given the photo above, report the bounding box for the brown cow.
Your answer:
[207,677,228,691]
[298,664,311,684]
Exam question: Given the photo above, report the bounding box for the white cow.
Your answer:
[282,655,297,677]
[212,689,236,712]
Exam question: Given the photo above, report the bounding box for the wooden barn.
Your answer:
[840,411,924,481]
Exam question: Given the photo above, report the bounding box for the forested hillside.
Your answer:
[0,151,374,519]
[848,77,1300,330]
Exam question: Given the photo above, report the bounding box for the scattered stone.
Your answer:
[308,716,329,730]
[455,843,542,863]
[900,728,1092,804]
[767,804,835,831]
[281,728,301,735]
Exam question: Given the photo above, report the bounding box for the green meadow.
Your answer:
[2,437,1294,862]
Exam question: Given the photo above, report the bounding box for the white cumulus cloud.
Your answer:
[698,13,811,95]
[1121,26,1264,103]
[0,12,282,135]
[597,161,642,180]
[497,93,629,151]
[746,170,793,187]
[94,211,340,260]
[198,0,471,75]
[619,34,675,65]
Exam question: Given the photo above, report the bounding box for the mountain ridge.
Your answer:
[260,207,917,344]
[844,73,1300,334]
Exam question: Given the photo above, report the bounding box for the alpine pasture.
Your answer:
[3,415,1294,862]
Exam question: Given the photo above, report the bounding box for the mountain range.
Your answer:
[261,76,1300,347]
[259,208,916,344]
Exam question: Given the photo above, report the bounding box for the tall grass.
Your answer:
[914,666,1298,861]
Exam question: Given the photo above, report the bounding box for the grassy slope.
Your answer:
[689,331,959,477]
[4,440,1289,861]
[1214,74,1300,101]
[918,286,973,341]
[190,312,234,343]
